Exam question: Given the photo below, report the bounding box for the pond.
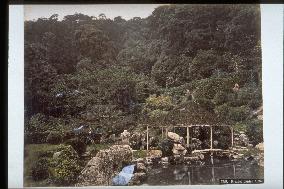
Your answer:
[144,158,264,185]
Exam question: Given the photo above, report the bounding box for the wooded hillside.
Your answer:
[24,4,262,144]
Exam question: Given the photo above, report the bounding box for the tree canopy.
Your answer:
[25,4,262,137]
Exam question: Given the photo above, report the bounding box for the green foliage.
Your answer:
[142,94,174,124]
[46,131,63,144]
[228,106,250,122]
[24,5,262,153]
[49,145,82,185]
[31,157,50,181]
[65,137,87,156]
[189,50,219,80]
[24,144,63,186]
[246,119,263,146]
[158,139,174,157]
[133,150,147,159]
[213,91,228,105]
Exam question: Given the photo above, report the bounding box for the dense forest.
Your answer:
[25,4,263,146]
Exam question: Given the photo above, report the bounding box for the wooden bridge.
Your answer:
[143,124,234,154]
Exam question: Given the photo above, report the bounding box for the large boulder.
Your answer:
[167,132,183,143]
[128,172,147,185]
[76,145,133,186]
[147,150,162,158]
[172,143,187,156]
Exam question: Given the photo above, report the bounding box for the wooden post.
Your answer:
[233,162,236,178]
[165,127,168,139]
[146,125,149,151]
[231,127,234,147]
[187,126,189,147]
[210,126,213,149]
[162,126,164,139]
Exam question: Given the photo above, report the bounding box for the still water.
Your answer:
[144,158,264,185]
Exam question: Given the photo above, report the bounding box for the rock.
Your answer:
[128,172,147,185]
[52,151,63,159]
[121,130,131,145]
[257,115,263,120]
[135,158,144,163]
[167,132,183,143]
[76,157,106,186]
[257,152,264,167]
[76,145,133,186]
[172,143,187,156]
[255,143,264,151]
[136,162,146,173]
[161,157,169,163]
[161,157,169,165]
[147,150,162,158]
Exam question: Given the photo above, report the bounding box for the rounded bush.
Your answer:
[158,139,174,157]
[49,145,82,185]
[25,131,50,144]
[46,131,63,144]
[31,157,50,181]
[65,137,87,156]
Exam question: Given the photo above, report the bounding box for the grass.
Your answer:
[238,146,260,157]
[86,143,112,156]
[133,150,147,159]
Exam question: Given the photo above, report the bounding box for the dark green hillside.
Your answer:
[24,4,262,155]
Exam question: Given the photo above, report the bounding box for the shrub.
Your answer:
[31,157,50,181]
[194,98,215,112]
[26,113,47,133]
[213,91,228,105]
[228,106,250,122]
[214,103,230,121]
[49,145,82,185]
[246,119,263,146]
[65,137,87,156]
[158,139,174,157]
[24,144,62,185]
[46,131,63,144]
[24,131,50,144]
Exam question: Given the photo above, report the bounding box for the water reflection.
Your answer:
[145,158,264,185]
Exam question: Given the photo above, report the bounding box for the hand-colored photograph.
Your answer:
[24,4,264,187]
